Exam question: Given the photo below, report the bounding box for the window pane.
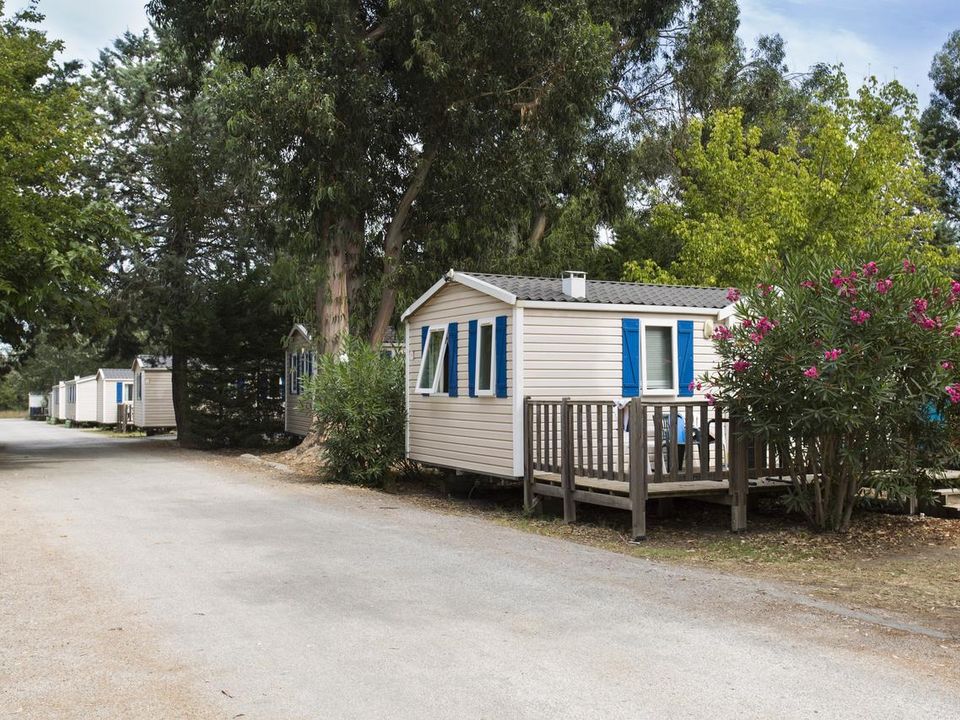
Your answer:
[478,324,493,391]
[421,330,444,389]
[645,326,673,390]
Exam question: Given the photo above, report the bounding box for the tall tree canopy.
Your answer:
[147,0,684,351]
[0,3,115,348]
[630,75,944,288]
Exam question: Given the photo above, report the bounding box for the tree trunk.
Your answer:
[526,207,548,249]
[170,346,192,445]
[316,219,354,355]
[369,144,439,347]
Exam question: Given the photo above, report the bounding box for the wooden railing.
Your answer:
[117,403,133,432]
[523,397,789,538]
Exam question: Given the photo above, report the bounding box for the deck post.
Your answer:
[628,398,647,541]
[729,416,749,532]
[560,398,576,523]
[523,396,536,513]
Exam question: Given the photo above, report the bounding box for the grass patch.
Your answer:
[0,409,26,419]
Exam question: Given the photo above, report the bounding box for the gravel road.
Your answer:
[1,419,958,719]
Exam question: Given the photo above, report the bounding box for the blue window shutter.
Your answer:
[421,325,429,352]
[621,318,640,397]
[115,382,123,403]
[467,319,478,397]
[447,322,459,397]
[495,315,508,398]
[678,320,694,397]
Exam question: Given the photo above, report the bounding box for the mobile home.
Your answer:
[64,374,98,424]
[47,386,58,421]
[56,381,67,422]
[132,356,176,432]
[96,368,135,425]
[401,270,736,479]
[284,324,315,436]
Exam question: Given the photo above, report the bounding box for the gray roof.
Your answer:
[99,368,134,380]
[137,354,173,369]
[469,273,732,309]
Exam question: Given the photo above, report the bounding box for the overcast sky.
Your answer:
[17,0,960,105]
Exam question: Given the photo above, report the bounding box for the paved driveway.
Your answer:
[1,419,957,719]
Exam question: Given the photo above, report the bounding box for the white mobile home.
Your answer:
[65,374,98,424]
[64,377,77,422]
[132,356,176,432]
[401,270,736,479]
[96,368,134,425]
[284,324,315,436]
[56,381,67,421]
[48,386,58,421]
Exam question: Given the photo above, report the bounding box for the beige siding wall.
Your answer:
[406,283,515,478]
[56,385,66,420]
[133,369,176,428]
[75,378,98,422]
[284,333,314,436]
[64,381,77,421]
[522,308,719,402]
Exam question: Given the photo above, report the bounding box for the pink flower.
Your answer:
[800,280,817,290]
[951,281,960,297]
[941,361,954,371]
[705,393,716,406]
[839,284,857,299]
[953,325,960,338]
[687,380,702,392]
[830,269,846,288]
[947,384,960,404]
[849,307,871,326]
[757,283,774,297]
[741,317,754,329]
[713,325,732,341]
[862,261,879,276]
[749,332,763,345]
[803,366,820,379]
[726,287,740,303]
[756,317,776,334]
[824,348,843,362]
[903,259,916,274]
[875,277,893,294]
[732,360,751,372]
[913,297,929,314]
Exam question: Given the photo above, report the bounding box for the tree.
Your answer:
[147,0,684,351]
[645,75,944,288]
[0,3,115,348]
[706,253,960,532]
[920,29,960,244]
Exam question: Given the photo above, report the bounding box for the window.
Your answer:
[124,383,133,402]
[475,318,495,395]
[642,322,677,395]
[416,326,448,394]
[137,374,143,400]
[288,351,301,396]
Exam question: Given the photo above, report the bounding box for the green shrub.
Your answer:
[308,336,405,486]
[705,252,960,532]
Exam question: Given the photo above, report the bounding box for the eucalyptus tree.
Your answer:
[147,0,684,350]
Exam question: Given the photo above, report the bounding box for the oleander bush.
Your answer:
[705,253,960,531]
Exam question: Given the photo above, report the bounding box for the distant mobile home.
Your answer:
[401,270,736,479]
[96,368,134,425]
[64,374,98,424]
[56,381,67,421]
[48,386,58,421]
[284,324,315,437]
[132,356,176,432]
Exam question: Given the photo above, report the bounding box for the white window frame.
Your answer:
[640,319,678,396]
[124,383,134,402]
[416,325,449,395]
[473,317,496,397]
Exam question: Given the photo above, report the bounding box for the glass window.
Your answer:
[124,384,133,402]
[644,325,675,392]
[417,327,448,394]
[476,321,494,394]
[137,375,143,400]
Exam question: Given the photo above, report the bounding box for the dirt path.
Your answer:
[2,419,959,719]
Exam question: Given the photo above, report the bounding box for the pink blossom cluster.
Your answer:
[952,281,960,297]
[726,287,740,303]
[942,361,954,371]
[803,366,820,379]
[953,325,960,338]
[862,261,879,276]
[875,277,893,294]
[824,348,843,361]
[830,268,861,299]
[713,325,733,341]
[687,380,703,392]
[747,316,777,344]
[800,280,818,290]
[908,298,942,330]
[903,259,916,274]
[757,283,774,297]
[732,359,751,373]
[849,307,871,326]
[947,384,960,404]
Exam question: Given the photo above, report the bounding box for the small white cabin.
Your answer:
[56,381,66,421]
[48,386,58,420]
[401,270,736,479]
[284,324,315,436]
[96,368,134,425]
[132,355,176,431]
[64,374,98,424]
